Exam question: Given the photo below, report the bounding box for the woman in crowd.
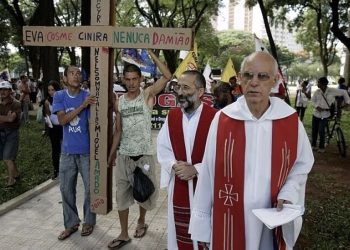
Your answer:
[295,80,311,122]
[44,80,63,179]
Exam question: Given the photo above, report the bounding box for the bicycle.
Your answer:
[325,106,347,157]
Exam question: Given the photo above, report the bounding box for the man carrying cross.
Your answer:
[107,49,172,249]
[189,51,314,249]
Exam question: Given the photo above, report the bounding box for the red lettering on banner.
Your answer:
[201,94,214,107]
[158,94,177,107]
[47,32,72,42]
[91,198,105,210]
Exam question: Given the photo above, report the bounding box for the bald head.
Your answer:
[240,51,278,76]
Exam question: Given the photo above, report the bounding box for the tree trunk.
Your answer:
[66,47,77,66]
[257,0,290,104]
[27,47,41,79]
[257,0,279,65]
[38,0,59,84]
[322,60,328,76]
[81,0,91,75]
[163,50,179,74]
[330,0,350,52]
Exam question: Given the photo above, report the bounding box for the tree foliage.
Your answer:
[130,0,222,73]
[0,0,81,81]
[294,6,337,75]
[55,0,81,66]
[248,0,348,76]
[215,30,255,70]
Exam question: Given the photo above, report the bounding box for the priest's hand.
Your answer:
[198,242,210,250]
[173,161,198,181]
[276,199,292,211]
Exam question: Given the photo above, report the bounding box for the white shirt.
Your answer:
[189,97,314,250]
[311,87,350,118]
[157,104,205,250]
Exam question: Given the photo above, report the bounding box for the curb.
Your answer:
[0,179,58,216]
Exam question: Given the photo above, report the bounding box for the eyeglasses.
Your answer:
[241,72,271,81]
[173,84,193,93]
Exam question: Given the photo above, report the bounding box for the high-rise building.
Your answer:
[221,0,303,53]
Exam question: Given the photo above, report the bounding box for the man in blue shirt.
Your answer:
[53,65,96,240]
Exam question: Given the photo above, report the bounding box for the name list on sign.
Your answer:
[23,26,192,50]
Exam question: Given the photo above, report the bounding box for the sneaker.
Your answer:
[318,148,325,153]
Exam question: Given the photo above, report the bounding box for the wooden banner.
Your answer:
[23,26,193,50]
[89,0,113,215]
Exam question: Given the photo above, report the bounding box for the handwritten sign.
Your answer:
[23,26,193,50]
[89,0,112,215]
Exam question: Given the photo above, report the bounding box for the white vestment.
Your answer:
[189,97,314,250]
[157,104,205,250]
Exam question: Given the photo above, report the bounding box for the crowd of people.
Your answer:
[1,50,350,249]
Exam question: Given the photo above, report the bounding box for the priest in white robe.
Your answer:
[157,70,217,250]
[189,51,314,250]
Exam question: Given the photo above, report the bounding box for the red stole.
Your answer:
[168,104,217,250]
[212,112,298,250]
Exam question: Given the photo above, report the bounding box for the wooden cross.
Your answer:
[22,0,192,215]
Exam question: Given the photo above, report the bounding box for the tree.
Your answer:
[132,0,222,73]
[245,0,344,76]
[329,0,350,51]
[0,4,11,68]
[81,0,90,76]
[196,17,220,67]
[32,0,59,84]
[0,0,39,78]
[245,0,280,65]
[215,30,255,70]
[55,0,81,66]
[295,7,337,76]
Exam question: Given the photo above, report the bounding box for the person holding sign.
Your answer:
[157,70,217,250]
[189,52,314,249]
[107,50,171,249]
[53,66,97,240]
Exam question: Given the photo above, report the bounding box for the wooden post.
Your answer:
[89,0,114,215]
[22,5,192,215]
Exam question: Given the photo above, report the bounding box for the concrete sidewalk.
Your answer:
[0,133,168,250]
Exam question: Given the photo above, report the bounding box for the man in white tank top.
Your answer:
[107,50,172,249]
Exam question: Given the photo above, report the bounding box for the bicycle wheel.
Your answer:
[325,120,331,146]
[336,127,346,157]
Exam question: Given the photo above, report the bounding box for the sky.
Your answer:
[217,0,229,31]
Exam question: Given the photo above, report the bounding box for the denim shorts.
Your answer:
[0,128,19,160]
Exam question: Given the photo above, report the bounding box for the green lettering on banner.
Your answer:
[94,160,100,194]
[113,31,151,44]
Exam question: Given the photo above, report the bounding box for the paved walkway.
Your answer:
[0,132,168,250]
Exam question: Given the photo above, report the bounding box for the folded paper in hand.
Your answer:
[252,204,304,229]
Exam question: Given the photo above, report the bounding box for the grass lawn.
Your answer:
[295,101,350,249]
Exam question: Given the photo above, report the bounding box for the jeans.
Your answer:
[296,107,306,122]
[311,115,328,149]
[59,153,96,228]
[21,101,29,123]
